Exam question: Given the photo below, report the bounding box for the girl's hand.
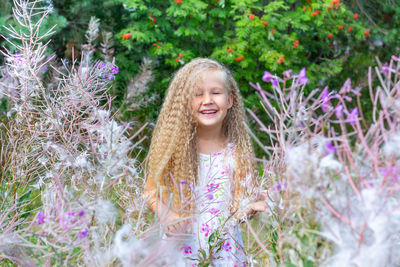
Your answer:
[239,190,268,221]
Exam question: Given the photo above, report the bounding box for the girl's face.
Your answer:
[190,70,233,131]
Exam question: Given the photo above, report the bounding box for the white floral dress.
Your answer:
[180,142,246,267]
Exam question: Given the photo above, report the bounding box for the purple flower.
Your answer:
[14,54,23,64]
[283,69,292,79]
[37,212,45,225]
[382,62,389,73]
[222,241,232,251]
[271,79,279,87]
[335,104,343,118]
[273,182,287,191]
[42,65,48,71]
[321,87,331,112]
[345,49,350,55]
[110,65,119,74]
[325,141,337,155]
[78,210,85,217]
[68,211,75,216]
[206,193,214,200]
[262,71,273,82]
[77,229,88,240]
[181,245,192,255]
[380,166,399,182]
[347,107,358,126]
[180,181,187,185]
[98,62,105,69]
[392,55,399,62]
[298,67,309,85]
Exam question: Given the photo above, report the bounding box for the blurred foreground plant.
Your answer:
[0,0,182,265]
[246,56,400,266]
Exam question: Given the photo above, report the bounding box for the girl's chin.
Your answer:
[196,120,223,129]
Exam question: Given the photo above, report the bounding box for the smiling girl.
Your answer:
[144,58,267,265]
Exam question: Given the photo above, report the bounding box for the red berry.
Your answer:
[122,33,132,39]
[235,56,244,62]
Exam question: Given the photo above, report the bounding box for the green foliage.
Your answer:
[114,0,387,159]
[117,0,370,94]
[0,0,68,56]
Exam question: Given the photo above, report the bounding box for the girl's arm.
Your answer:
[143,177,189,233]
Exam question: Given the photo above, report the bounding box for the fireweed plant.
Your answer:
[246,57,400,265]
[1,0,400,266]
[0,0,184,265]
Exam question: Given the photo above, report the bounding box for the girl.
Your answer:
[144,58,267,266]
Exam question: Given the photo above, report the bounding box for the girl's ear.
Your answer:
[228,93,234,109]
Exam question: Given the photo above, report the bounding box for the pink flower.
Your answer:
[207,183,219,192]
[201,224,211,237]
[209,208,220,215]
[222,241,232,251]
[181,245,192,255]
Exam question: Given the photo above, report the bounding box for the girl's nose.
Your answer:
[202,92,213,104]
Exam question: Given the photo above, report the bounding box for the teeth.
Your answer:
[201,111,217,114]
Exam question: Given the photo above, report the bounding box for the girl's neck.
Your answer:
[196,126,228,154]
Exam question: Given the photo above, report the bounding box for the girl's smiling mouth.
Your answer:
[199,109,218,117]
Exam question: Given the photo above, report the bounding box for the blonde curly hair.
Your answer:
[144,58,255,216]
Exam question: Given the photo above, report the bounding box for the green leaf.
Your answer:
[208,231,217,244]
